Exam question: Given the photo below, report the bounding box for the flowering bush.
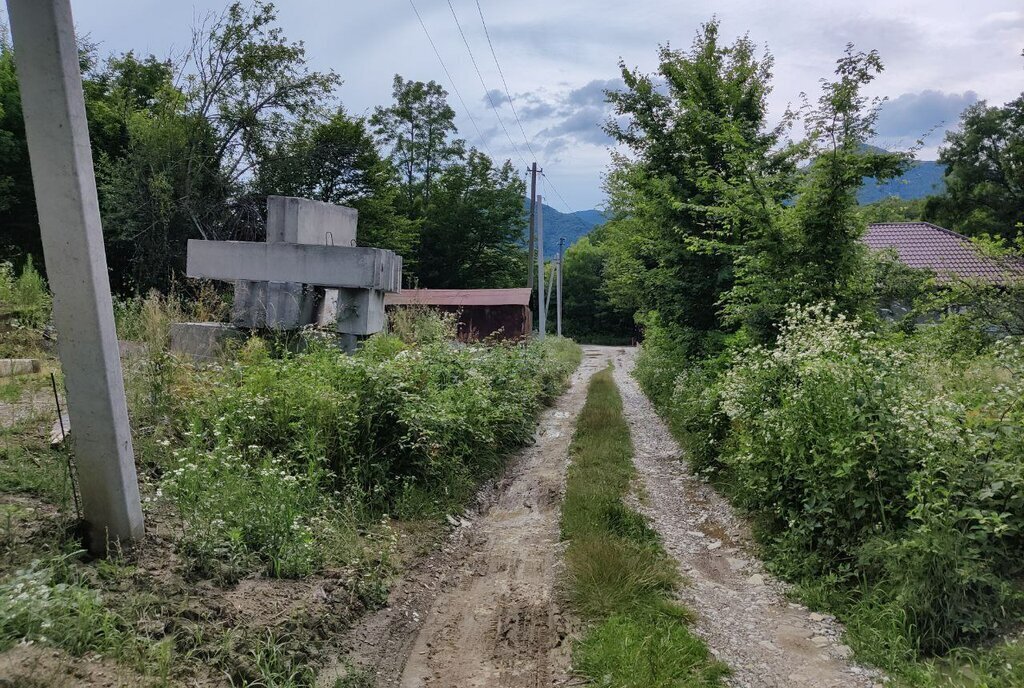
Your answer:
[639,303,1024,656]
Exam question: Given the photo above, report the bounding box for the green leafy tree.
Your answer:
[560,230,635,341]
[601,21,799,348]
[724,46,909,341]
[858,195,926,224]
[0,31,36,262]
[371,75,465,217]
[924,94,1024,239]
[416,150,525,288]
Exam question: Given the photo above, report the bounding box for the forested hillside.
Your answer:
[521,199,606,257]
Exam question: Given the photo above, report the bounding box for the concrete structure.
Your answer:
[0,359,41,377]
[186,241,402,290]
[179,196,402,356]
[7,0,144,551]
[385,289,533,341]
[169,323,246,363]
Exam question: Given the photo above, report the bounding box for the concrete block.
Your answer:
[187,240,397,290]
[266,195,358,247]
[169,322,245,362]
[335,288,386,335]
[0,358,41,376]
[231,280,268,328]
[265,282,303,329]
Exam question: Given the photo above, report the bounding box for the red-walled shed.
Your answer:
[384,288,533,341]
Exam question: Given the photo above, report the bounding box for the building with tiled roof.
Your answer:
[863,222,1024,285]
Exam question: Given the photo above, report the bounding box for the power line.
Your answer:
[445,0,529,168]
[407,0,492,158]
[473,0,539,162]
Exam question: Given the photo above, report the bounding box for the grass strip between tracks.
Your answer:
[560,364,729,687]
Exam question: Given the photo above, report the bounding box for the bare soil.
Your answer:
[334,346,616,688]
[610,347,883,688]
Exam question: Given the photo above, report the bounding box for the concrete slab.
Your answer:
[187,240,399,291]
[0,359,41,376]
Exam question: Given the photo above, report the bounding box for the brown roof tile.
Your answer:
[863,222,1024,284]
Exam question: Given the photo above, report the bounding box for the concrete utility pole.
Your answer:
[557,237,564,337]
[7,0,144,552]
[536,194,545,340]
[526,163,538,290]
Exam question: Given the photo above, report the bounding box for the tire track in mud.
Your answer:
[610,347,883,688]
[333,346,617,688]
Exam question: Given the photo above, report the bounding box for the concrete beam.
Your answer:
[187,240,401,291]
[7,0,143,551]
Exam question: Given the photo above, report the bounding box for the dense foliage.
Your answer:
[559,230,635,342]
[164,329,580,580]
[637,305,1024,667]
[925,94,1024,240]
[597,19,1024,685]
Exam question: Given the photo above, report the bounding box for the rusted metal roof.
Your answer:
[385,288,533,307]
[864,222,1024,284]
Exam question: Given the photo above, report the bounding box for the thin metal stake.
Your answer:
[51,371,80,519]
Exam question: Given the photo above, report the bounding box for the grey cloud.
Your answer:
[876,90,979,139]
[539,106,613,146]
[566,78,625,107]
[484,88,509,107]
[520,99,557,121]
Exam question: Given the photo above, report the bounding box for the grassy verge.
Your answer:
[0,298,583,686]
[561,365,727,687]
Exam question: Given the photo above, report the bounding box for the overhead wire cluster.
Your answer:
[407,0,596,241]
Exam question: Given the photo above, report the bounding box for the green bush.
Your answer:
[640,303,1024,661]
[165,334,580,579]
[0,257,51,329]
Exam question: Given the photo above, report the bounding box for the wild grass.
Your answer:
[0,296,583,684]
[0,257,51,330]
[562,365,728,687]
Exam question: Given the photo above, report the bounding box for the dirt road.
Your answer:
[339,345,880,688]
[610,347,881,688]
[337,345,616,688]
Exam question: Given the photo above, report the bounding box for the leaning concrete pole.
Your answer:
[536,194,546,340]
[7,0,144,552]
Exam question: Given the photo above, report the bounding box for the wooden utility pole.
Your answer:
[557,237,564,337]
[536,193,545,340]
[7,0,144,553]
[526,163,538,290]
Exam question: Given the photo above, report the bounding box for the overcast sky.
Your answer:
[20,0,1024,210]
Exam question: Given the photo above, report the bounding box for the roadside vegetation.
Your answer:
[561,365,727,687]
[0,278,581,686]
[570,19,1024,688]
